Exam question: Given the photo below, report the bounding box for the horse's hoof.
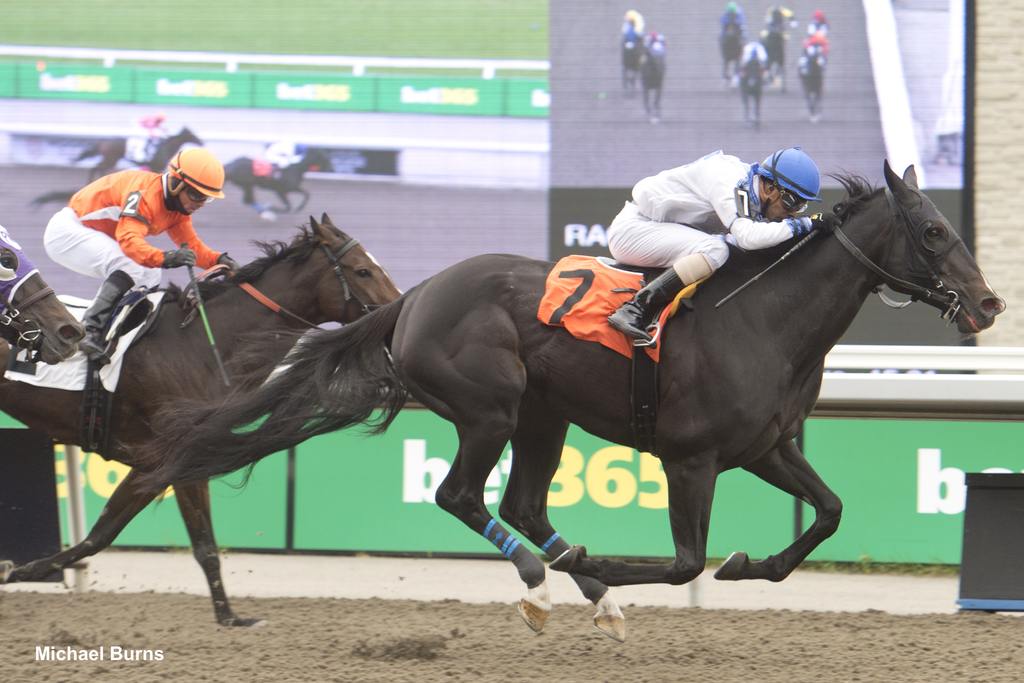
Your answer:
[516,598,549,634]
[0,560,13,583]
[713,551,749,581]
[549,545,586,573]
[220,616,267,628]
[592,593,626,642]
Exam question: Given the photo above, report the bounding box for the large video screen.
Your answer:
[0,1,549,297]
[549,0,969,344]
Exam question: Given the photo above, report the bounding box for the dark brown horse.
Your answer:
[74,127,203,182]
[0,215,400,626]
[0,226,83,363]
[136,163,1004,640]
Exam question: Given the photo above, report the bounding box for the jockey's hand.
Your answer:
[162,246,197,269]
[217,253,241,272]
[789,216,814,238]
[809,212,839,234]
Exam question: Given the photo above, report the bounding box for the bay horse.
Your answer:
[0,225,83,363]
[224,148,333,218]
[739,45,766,128]
[136,162,1004,641]
[719,21,744,83]
[74,127,203,182]
[0,215,400,627]
[641,37,666,124]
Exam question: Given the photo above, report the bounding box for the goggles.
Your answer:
[777,185,807,214]
[183,184,214,204]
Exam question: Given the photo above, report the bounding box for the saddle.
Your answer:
[538,255,700,454]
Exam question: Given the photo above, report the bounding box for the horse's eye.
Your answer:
[0,251,17,270]
[356,269,372,278]
[923,223,945,241]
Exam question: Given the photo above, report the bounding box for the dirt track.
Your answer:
[1,591,1022,682]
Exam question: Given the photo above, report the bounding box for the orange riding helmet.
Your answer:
[167,147,225,199]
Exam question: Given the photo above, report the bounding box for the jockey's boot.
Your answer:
[607,268,683,344]
[79,270,134,365]
[607,253,713,344]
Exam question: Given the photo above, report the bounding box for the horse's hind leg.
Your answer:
[499,397,625,642]
[715,439,842,582]
[174,480,263,627]
[1,469,155,583]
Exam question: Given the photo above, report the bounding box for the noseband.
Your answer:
[319,237,376,317]
[831,190,962,322]
[0,276,55,357]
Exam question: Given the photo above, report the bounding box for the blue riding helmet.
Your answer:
[756,147,822,201]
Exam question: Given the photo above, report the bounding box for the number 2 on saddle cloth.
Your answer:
[536,255,699,362]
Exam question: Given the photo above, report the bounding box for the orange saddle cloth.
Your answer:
[537,255,698,362]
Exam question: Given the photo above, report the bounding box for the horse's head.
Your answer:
[846,161,1005,334]
[308,212,400,323]
[178,127,203,146]
[0,227,84,363]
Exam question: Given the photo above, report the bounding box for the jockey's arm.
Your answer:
[114,216,169,269]
[167,221,222,269]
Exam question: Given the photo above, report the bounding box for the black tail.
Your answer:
[29,190,75,208]
[136,297,408,489]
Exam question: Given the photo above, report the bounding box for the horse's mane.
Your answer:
[163,225,321,303]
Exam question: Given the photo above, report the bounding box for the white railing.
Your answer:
[0,121,550,154]
[0,44,550,79]
[818,345,1024,420]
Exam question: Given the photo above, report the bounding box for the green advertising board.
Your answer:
[0,63,16,98]
[16,63,133,102]
[292,409,793,559]
[134,68,252,107]
[52,445,288,550]
[253,72,376,111]
[504,78,549,117]
[803,419,1024,564]
[375,75,504,116]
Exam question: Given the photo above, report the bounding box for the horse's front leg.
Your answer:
[551,452,716,587]
[499,400,625,641]
[293,189,310,212]
[173,479,263,627]
[714,438,842,582]
[1,468,156,583]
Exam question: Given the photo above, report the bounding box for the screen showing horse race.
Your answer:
[548,0,969,344]
[1,1,968,343]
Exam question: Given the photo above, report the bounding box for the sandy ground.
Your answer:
[3,551,1023,682]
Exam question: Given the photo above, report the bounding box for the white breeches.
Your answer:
[606,201,730,270]
[44,207,163,292]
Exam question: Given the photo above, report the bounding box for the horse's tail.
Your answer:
[136,297,409,489]
[29,190,75,208]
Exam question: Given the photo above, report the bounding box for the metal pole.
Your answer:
[63,445,89,592]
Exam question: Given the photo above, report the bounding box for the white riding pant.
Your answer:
[44,207,163,293]
[606,201,730,270]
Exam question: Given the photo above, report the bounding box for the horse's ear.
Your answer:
[320,212,332,226]
[309,215,319,230]
[901,164,919,190]
[883,159,918,205]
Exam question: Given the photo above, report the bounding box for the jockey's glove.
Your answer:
[809,212,839,234]
[217,252,241,272]
[162,246,197,269]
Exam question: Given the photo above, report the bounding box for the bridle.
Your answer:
[830,189,962,322]
[236,236,376,328]
[0,274,55,357]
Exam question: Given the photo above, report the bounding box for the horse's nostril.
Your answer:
[60,323,85,341]
[981,297,1006,315]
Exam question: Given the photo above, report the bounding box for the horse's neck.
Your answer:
[724,219,888,369]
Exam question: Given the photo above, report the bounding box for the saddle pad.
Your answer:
[4,292,165,392]
[537,255,697,362]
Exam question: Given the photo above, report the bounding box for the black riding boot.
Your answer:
[607,268,683,344]
[79,270,135,365]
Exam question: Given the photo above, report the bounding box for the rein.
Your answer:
[831,190,962,322]
[234,236,371,329]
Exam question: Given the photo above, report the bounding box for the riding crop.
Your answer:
[715,230,820,309]
[183,244,231,387]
